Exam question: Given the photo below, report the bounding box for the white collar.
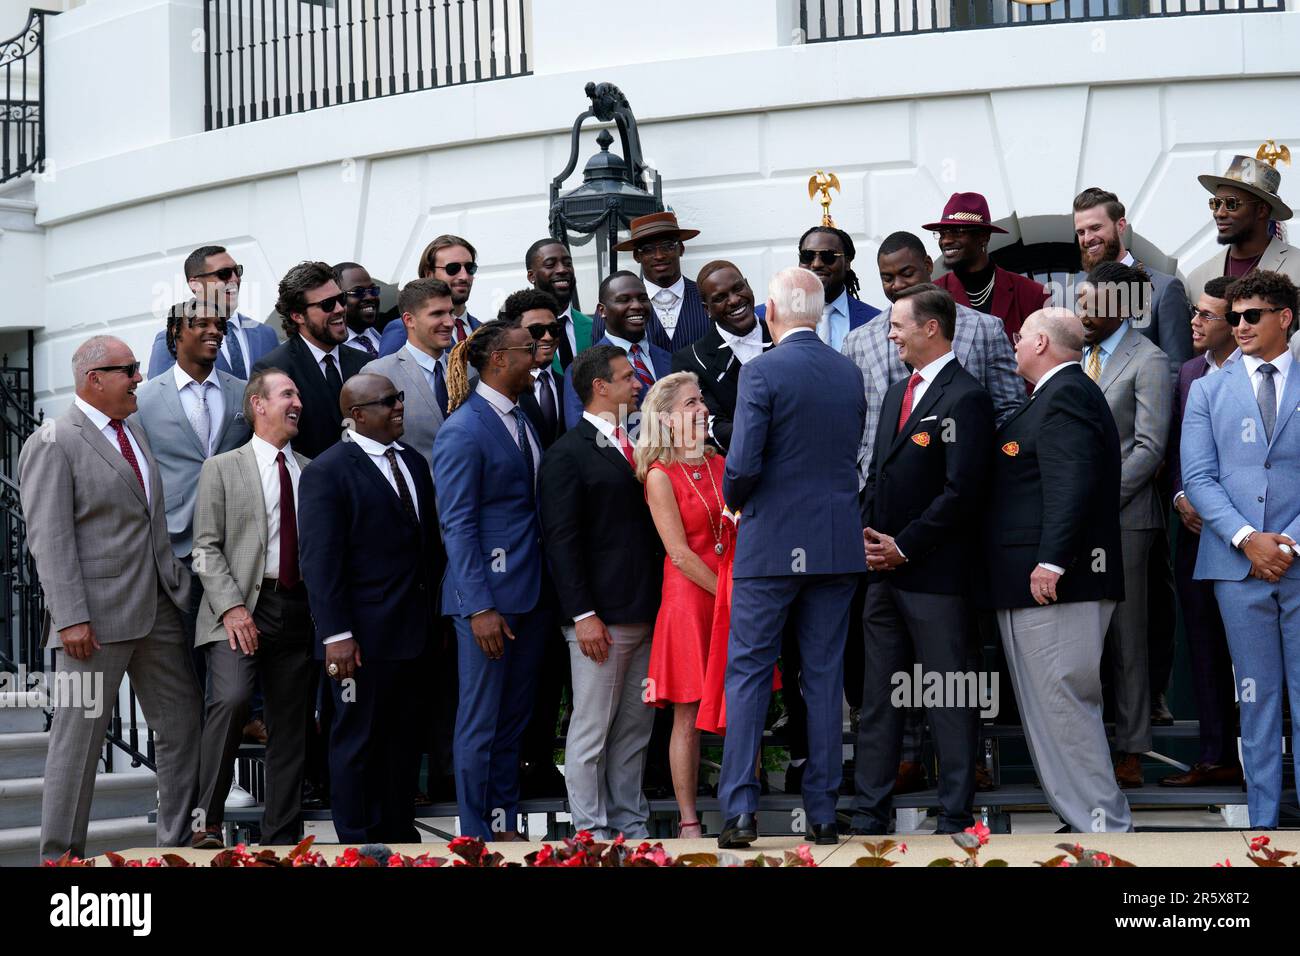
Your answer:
[605,331,649,355]
[475,380,519,415]
[645,275,685,301]
[1033,360,1079,393]
[1119,250,1135,267]
[824,289,850,318]
[346,430,405,456]
[581,410,621,442]
[777,326,818,344]
[716,321,764,351]
[301,335,341,367]
[74,395,113,430]
[172,362,216,392]
[1241,349,1294,378]
[403,341,445,371]
[530,366,555,380]
[1206,347,1241,371]
[250,433,295,467]
[914,350,956,383]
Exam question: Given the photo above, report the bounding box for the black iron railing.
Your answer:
[0,337,43,677]
[0,9,48,184]
[204,0,531,130]
[798,0,1284,38]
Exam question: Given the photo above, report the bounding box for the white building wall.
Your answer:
[13,0,1300,416]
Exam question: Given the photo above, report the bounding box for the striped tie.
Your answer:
[1086,346,1103,382]
[629,344,655,389]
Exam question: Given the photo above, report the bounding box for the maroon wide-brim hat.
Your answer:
[613,211,701,252]
[922,192,1008,234]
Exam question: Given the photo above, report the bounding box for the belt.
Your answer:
[261,577,305,595]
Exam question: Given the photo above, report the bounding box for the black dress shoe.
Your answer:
[811,823,838,846]
[717,813,757,848]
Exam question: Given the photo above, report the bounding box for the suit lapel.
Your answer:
[347,440,414,525]
[71,406,149,509]
[289,336,334,413]
[989,267,1015,321]
[1098,327,1140,394]
[952,307,978,367]
[885,360,954,461]
[1260,236,1288,274]
[1267,360,1300,446]
[397,350,443,426]
[471,393,531,481]
[159,376,207,458]
[213,372,247,449]
[237,443,269,553]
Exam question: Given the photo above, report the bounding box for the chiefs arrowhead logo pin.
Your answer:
[1001,441,1020,457]
[911,432,931,448]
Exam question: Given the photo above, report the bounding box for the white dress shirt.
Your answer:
[1231,349,1295,548]
[906,350,956,409]
[1030,360,1082,576]
[75,396,151,506]
[172,363,225,456]
[605,332,657,384]
[717,321,766,367]
[301,335,345,380]
[531,365,561,414]
[645,275,686,338]
[343,327,382,355]
[475,381,540,473]
[558,305,578,358]
[249,433,300,579]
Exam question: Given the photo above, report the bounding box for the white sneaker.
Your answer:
[225,783,256,809]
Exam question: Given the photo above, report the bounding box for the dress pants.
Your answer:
[328,656,423,844]
[997,599,1132,833]
[1174,527,1238,767]
[719,573,857,825]
[1106,529,1155,753]
[852,582,978,833]
[195,584,316,845]
[563,622,655,839]
[453,608,548,840]
[1213,574,1300,828]
[40,585,202,860]
[519,604,570,779]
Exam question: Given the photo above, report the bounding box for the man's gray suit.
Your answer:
[360,346,449,469]
[130,369,251,559]
[841,301,1023,489]
[1094,325,1172,755]
[1069,265,1192,382]
[19,406,201,860]
[1184,235,1300,305]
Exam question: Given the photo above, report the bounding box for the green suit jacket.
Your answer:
[553,308,593,373]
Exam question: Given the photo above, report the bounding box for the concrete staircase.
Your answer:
[0,689,158,866]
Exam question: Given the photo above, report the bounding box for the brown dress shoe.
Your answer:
[1159,763,1244,788]
[192,826,223,850]
[1114,753,1144,789]
[242,717,269,745]
[893,761,927,795]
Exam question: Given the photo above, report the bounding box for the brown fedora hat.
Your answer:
[613,211,700,252]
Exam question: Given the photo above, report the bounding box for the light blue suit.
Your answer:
[1182,355,1300,826]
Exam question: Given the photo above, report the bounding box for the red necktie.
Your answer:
[276,451,300,588]
[455,317,468,343]
[614,426,635,468]
[629,344,654,389]
[896,372,923,435]
[109,420,146,493]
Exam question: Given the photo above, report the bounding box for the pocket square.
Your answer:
[920,415,938,422]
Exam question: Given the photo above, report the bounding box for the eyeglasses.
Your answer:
[1190,308,1226,323]
[635,240,680,257]
[91,362,141,377]
[494,342,539,357]
[437,261,478,277]
[1208,197,1260,214]
[798,249,843,266]
[345,285,381,300]
[1225,306,1284,327]
[933,227,980,240]
[350,390,405,410]
[526,322,563,342]
[192,264,244,282]
[304,292,347,313]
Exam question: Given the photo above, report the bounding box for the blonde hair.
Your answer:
[634,371,716,482]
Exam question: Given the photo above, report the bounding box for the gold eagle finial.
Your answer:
[1257,140,1291,168]
[807,170,841,227]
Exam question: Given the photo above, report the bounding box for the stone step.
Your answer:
[0,732,49,780]
[0,691,50,734]
[0,772,157,830]
[0,816,157,867]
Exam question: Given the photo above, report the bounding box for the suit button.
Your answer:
[418,583,425,591]
[254,584,261,591]
[1265,463,1271,469]
[1258,496,1265,503]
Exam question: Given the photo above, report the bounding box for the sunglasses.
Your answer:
[1225,306,1285,327]
[526,322,563,342]
[91,362,141,377]
[438,261,478,277]
[798,249,843,266]
[635,240,680,257]
[192,264,244,282]
[304,292,348,313]
[350,390,404,410]
[495,342,539,357]
[1190,307,1226,323]
[1208,197,1260,214]
[345,285,381,300]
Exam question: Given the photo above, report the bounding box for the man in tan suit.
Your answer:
[190,369,314,847]
[19,335,200,861]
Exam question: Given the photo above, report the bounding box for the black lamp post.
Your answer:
[549,82,663,302]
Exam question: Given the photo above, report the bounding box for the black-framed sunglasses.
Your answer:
[526,322,563,342]
[192,264,244,282]
[798,249,843,266]
[438,261,478,277]
[1209,197,1260,214]
[91,362,141,377]
[345,285,381,300]
[304,292,348,313]
[1226,306,1285,327]
[350,390,405,411]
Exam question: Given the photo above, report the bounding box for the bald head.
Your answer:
[1014,307,1087,385]
[341,372,405,444]
[766,266,825,341]
[72,334,141,420]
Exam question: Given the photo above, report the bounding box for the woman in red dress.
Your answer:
[638,372,730,838]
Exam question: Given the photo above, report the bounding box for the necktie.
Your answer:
[225,322,247,379]
[896,372,923,435]
[454,317,468,344]
[384,448,419,524]
[355,334,378,358]
[817,305,833,346]
[557,316,575,369]
[537,369,558,432]
[512,407,536,494]
[322,352,343,401]
[1257,363,1277,443]
[109,420,146,493]
[614,425,635,468]
[189,380,212,456]
[433,360,450,416]
[1086,346,1103,382]
[275,451,300,588]
[629,344,655,390]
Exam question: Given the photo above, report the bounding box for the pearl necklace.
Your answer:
[678,458,726,556]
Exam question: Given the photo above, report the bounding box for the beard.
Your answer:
[1080,235,1122,270]
[1216,222,1254,246]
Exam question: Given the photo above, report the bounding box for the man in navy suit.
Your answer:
[1182,271,1300,828]
[297,373,443,844]
[562,272,672,431]
[717,267,867,848]
[431,319,550,841]
[377,235,481,356]
[148,245,279,379]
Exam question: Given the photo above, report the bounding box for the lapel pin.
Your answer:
[1001,441,1020,457]
[911,432,931,447]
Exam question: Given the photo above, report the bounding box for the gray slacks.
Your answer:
[562,622,655,840]
[40,585,202,860]
[997,599,1133,834]
[1107,529,1155,753]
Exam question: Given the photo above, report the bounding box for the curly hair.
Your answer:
[165,298,227,358]
[1225,270,1298,319]
[445,317,522,413]
[275,261,336,337]
[798,225,861,300]
[499,288,560,323]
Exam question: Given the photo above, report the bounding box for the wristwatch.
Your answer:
[1281,543,1297,558]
